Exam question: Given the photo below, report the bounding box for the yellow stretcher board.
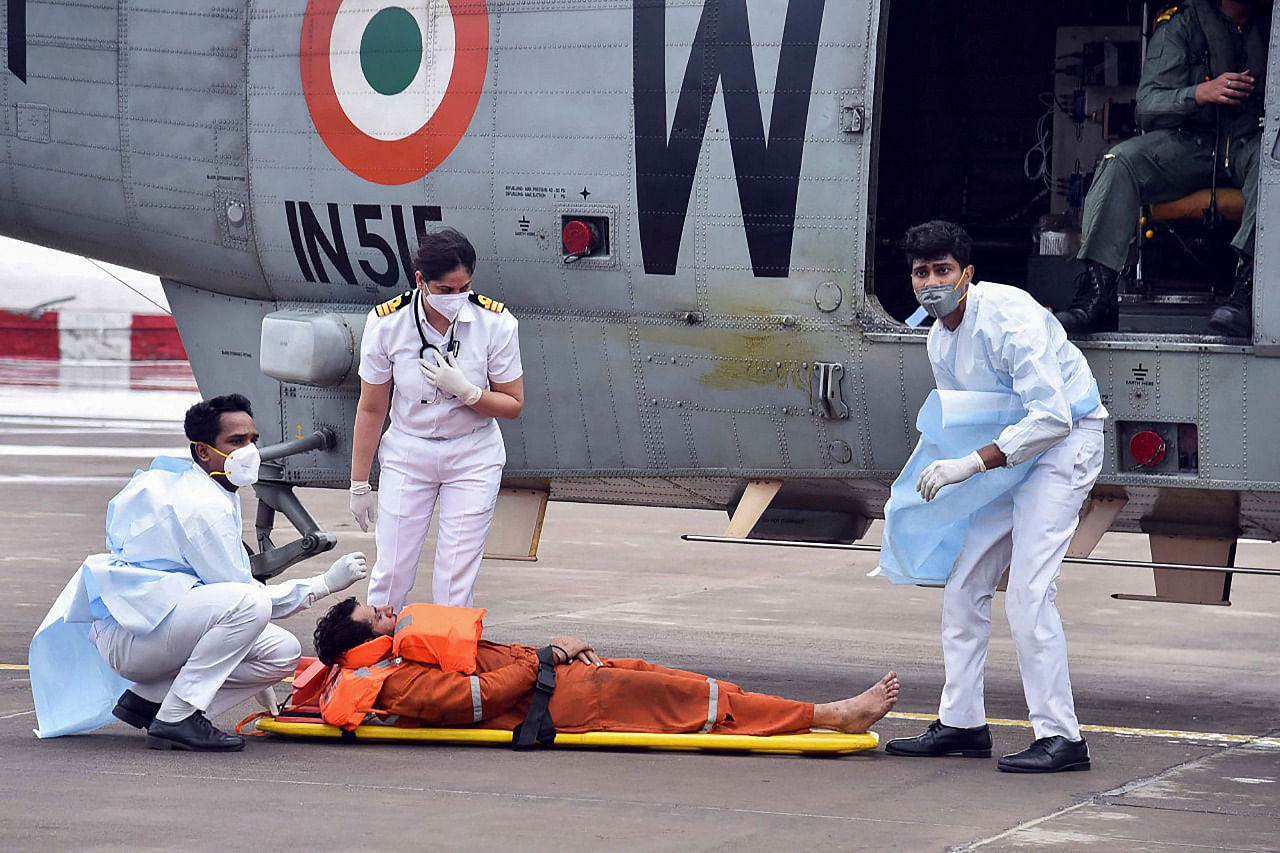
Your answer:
[255,718,879,755]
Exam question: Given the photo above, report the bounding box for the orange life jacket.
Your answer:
[287,656,328,709]
[319,636,403,730]
[318,605,487,730]
[391,603,486,674]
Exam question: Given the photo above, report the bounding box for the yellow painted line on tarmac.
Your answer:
[887,711,1280,747]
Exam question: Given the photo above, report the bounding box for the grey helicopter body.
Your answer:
[3,0,1278,602]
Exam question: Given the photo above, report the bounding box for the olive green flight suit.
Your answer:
[1078,0,1268,272]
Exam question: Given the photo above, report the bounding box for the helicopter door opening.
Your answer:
[1255,1,1280,353]
[868,0,1264,340]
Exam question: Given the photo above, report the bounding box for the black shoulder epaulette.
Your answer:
[375,290,413,317]
[469,292,506,313]
[1154,5,1180,26]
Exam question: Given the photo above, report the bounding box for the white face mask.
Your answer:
[425,290,469,322]
[197,442,261,487]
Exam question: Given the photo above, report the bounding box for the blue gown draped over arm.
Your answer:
[876,384,1100,585]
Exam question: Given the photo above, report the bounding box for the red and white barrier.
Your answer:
[0,310,186,361]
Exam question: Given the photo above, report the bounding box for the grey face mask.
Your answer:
[914,271,969,319]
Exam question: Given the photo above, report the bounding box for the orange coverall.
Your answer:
[378,641,814,736]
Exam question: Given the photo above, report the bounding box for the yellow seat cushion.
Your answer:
[1150,188,1244,223]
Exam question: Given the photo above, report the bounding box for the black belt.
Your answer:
[512,646,557,750]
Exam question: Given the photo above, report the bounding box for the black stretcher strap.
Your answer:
[512,646,557,750]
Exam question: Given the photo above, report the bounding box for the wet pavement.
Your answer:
[1,361,1277,851]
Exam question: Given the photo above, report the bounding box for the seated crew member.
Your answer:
[312,598,901,737]
[29,394,368,752]
[1058,0,1267,337]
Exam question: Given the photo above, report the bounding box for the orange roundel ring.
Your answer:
[300,0,489,186]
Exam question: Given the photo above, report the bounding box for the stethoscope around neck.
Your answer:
[413,288,462,361]
[414,289,462,404]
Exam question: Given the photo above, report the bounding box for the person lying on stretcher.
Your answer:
[311,598,899,736]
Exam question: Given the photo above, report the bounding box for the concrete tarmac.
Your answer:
[1,405,1278,851]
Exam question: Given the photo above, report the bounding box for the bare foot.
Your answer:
[813,672,900,733]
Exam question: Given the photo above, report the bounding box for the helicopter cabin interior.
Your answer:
[869,0,1272,337]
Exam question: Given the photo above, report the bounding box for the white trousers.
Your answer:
[93,583,301,717]
[938,421,1104,740]
[369,421,506,610]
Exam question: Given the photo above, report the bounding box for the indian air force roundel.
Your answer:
[301,0,489,185]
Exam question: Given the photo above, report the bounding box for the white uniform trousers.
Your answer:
[369,420,505,610]
[938,420,1104,740]
[92,582,301,717]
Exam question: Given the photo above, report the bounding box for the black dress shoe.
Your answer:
[112,689,161,729]
[884,719,992,758]
[998,736,1090,773]
[146,711,245,752]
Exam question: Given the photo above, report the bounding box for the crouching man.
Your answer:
[30,394,367,751]
[313,598,900,738]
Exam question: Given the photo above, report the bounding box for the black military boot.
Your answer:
[1055,262,1119,334]
[1207,262,1253,337]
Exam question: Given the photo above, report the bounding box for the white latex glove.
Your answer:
[349,480,376,532]
[916,451,987,502]
[320,552,368,596]
[254,686,280,717]
[418,351,483,405]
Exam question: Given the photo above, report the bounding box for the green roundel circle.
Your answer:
[360,7,423,96]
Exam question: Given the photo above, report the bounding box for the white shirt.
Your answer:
[359,290,523,439]
[926,282,1107,467]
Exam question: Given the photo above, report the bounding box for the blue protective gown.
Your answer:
[878,283,1105,584]
[29,457,326,738]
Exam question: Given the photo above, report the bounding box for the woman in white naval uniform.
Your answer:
[349,228,523,611]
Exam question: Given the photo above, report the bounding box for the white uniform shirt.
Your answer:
[926,282,1107,467]
[359,290,523,439]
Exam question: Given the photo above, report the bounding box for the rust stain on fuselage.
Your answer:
[637,325,823,393]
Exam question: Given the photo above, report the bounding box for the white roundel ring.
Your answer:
[301,0,488,185]
[329,1,455,141]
